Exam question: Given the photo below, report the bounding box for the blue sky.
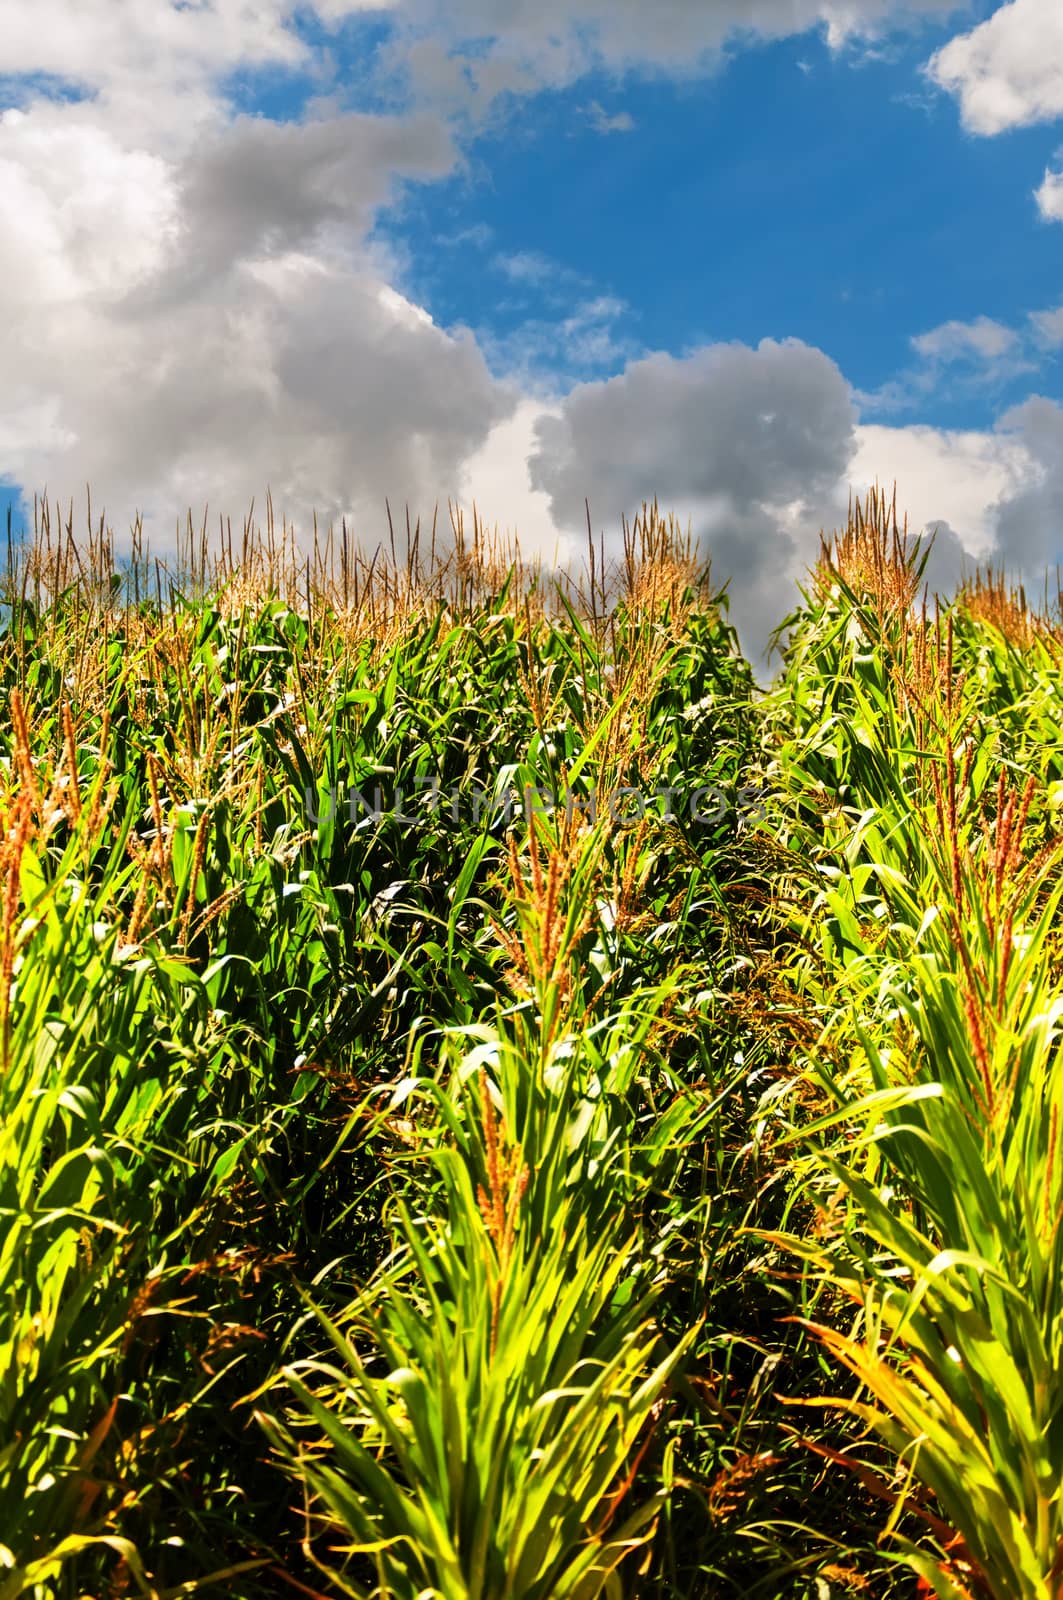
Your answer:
[387,27,1063,424]
[0,484,24,541]
[1,0,1062,649]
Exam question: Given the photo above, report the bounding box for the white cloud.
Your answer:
[911,315,1020,363]
[457,399,573,562]
[380,0,964,118]
[925,3,1063,236]
[849,421,1029,567]
[1,242,513,549]
[0,0,306,83]
[409,0,960,72]
[0,107,180,306]
[0,0,391,143]
[377,283,435,330]
[990,395,1063,573]
[584,101,636,134]
[0,93,510,552]
[1036,164,1063,219]
[1030,303,1063,344]
[860,309,1038,412]
[848,407,1063,602]
[493,250,565,286]
[926,0,1063,135]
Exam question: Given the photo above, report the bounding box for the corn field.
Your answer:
[3,485,1063,1600]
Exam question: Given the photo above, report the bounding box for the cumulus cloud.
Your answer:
[926,0,1063,135]
[162,110,455,291]
[850,410,1063,595]
[2,245,512,547]
[0,1,509,553]
[0,0,406,144]
[849,420,1029,588]
[0,0,308,85]
[456,399,572,562]
[990,396,1063,573]
[526,339,858,654]
[0,95,510,548]
[517,338,1055,657]
[376,0,965,119]
[0,107,180,308]
[925,3,1063,239]
[1036,165,1063,220]
[401,0,961,78]
[0,1,289,145]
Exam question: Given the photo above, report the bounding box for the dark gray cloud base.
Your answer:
[528,339,858,653]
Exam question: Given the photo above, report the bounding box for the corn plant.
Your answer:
[260,1160,695,1600]
[765,498,1063,1598]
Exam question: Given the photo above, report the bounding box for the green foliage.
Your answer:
[8,487,1063,1600]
